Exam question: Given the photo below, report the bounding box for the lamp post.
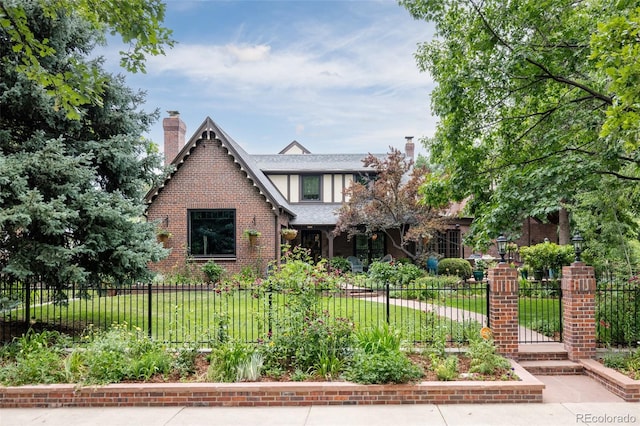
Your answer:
[572,233,583,262]
[497,234,507,264]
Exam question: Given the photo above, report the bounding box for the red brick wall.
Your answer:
[147,139,279,277]
[0,361,544,407]
[561,263,596,360]
[488,264,519,359]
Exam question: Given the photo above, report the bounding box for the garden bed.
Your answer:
[0,359,543,407]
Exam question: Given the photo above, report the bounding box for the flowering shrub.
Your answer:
[258,246,354,377]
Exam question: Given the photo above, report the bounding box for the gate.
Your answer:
[518,278,563,343]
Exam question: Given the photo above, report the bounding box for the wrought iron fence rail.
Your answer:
[1,280,489,347]
[2,278,636,347]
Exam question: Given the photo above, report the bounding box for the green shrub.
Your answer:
[70,324,173,384]
[520,242,574,275]
[344,323,422,384]
[367,261,397,289]
[259,252,354,374]
[437,258,472,279]
[329,256,352,273]
[395,275,461,300]
[344,350,423,384]
[202,260,226,283]
[467,338,511,375]
[172,347,199,378]
[396,262,425,286]
[367,261,425,289]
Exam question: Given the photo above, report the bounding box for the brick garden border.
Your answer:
[0,360,543,408]
[580,359,640,402]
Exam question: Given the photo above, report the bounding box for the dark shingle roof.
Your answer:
[288,203,343,226]
[252,153,384,173]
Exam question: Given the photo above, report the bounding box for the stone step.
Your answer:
[518,343,568,361]
[519,360,584,375]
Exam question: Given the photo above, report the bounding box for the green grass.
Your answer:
[10,284,559,346]
[438,295,560,326]
[13,289,445,346]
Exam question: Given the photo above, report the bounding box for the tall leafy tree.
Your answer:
[334,149,446,262]
[401,0,640,255]
[0,0,174,118]
[0,2,167,295]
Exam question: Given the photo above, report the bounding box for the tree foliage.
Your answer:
[401,0,640,258]
[334,149,446,262]
[0,0,174,118]
[0,2,167,294]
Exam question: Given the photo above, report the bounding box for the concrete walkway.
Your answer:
[3,402,639,426]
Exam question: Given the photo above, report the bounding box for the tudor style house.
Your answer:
[145,113,557,276]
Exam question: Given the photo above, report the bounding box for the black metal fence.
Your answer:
[0,279,489,347]
[596,282,640,347]
[1,276,636,347]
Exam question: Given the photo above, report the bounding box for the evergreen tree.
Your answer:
[0,2,167,296]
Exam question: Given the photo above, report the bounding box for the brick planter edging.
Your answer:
[580,359,640,402]
[0,360,543,408]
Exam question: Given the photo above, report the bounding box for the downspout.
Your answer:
[274,213,281,268]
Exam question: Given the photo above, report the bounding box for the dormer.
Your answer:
[278,141,311,155]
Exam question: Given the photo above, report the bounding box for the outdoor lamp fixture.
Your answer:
[497,234,507,264]
[572,233,584,262]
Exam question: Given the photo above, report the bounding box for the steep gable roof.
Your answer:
[145,117,295,216]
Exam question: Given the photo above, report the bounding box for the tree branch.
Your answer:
[595,171,640,181]
[468,0,613,106]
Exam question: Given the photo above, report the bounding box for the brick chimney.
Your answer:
[404,136,415,160]
[163,111,186,165]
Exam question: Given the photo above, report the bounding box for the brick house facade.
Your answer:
[145,114,557,276]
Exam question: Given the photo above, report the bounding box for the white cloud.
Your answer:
[110,1,437,157]
[225,43,271,63]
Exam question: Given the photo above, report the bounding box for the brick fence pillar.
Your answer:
[488,264,519,359]
[561,262,596,360]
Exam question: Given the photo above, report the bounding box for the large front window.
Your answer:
[189,209,235,257]
[301,175,321,201]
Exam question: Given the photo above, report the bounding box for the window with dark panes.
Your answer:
[301,175,321,201]
[188,209,235,257]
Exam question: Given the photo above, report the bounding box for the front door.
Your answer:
[301,230,322,263]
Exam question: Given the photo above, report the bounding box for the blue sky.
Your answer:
[106,0,436,156]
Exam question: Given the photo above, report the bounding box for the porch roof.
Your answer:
[289,203,342,226]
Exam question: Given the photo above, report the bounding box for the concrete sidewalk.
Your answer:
[2,360,636,426]
[2,403,639,426]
